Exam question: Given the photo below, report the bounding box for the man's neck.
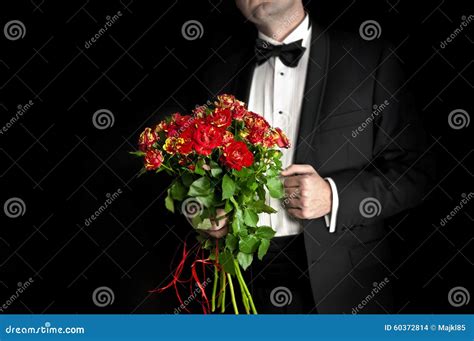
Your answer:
[256,8,306,42]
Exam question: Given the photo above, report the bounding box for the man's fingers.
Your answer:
[283,175,306,188]
[281,164,316,176]
[287,208,304,219]
[284,186,300,198]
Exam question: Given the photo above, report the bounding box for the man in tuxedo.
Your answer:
[197,0,432,313]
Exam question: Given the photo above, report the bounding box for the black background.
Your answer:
[1,0,472,314]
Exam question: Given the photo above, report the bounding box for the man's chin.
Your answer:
[251,2,279,21]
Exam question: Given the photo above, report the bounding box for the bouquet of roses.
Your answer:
[132,94,290,314]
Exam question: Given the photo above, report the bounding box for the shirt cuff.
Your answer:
[323,177,339,233]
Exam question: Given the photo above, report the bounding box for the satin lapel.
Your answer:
[294,24,329,163]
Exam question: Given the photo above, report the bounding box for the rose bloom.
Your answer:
[207,108,232,128]
[216,94,236,108]
[272,127,290,148]
[193,121,224,155]
[176,125,195,155]
[144,149,164,170]
[138,127,158,151]
[220,140,254,171]
[231,102,247,121]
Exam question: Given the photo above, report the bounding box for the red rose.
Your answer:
[231,102,247,121]
[193,121,224,155]
[272,127,290,148]
[243,112,270,145]
[217,94,236,108]
[138,127,158,151]
[176,124,195,154]
[144,149,164,170]
[172,113,192,127]
[207,108,232,128]
[220,140,254,170]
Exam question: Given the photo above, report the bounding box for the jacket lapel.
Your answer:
[294,23,329,163]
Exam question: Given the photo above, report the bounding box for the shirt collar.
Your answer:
[258,14,311,47]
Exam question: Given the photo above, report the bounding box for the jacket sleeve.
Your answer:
[329,43,435,229]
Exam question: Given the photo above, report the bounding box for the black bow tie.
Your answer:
[255,38,306,67]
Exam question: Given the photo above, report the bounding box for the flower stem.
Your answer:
[211,265,218,312]
[234,260,257,314]
[226,273,239,314]
[220,269,226,313]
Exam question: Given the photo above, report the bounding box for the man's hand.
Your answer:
[205,208,228,239]
[281,164,332,219]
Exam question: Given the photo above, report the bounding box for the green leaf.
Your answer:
[239,235,260,253]
[266,177,284,199]
[222,174,236,200]
[165,189,174,213]
[258,239,270,260]
[225,234,238,252]
[188,177,211,196]
[196,193,215,208]
[219,250,235,275]
[196,218,212,230]
[194,159,206,176]
[129,151,146,157]
[210,161,223,177]
[224,199,233,213]
[170,181,187,201]
[237,252,253,271]
[255,226,276,239]
[231,209,243,234]
[253,201,277,214]
[181,172,194,187]
[243,209,258,227]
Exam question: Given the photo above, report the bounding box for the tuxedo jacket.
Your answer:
[196,22,433,313]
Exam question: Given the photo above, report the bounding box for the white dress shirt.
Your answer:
[247,15,339,236]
